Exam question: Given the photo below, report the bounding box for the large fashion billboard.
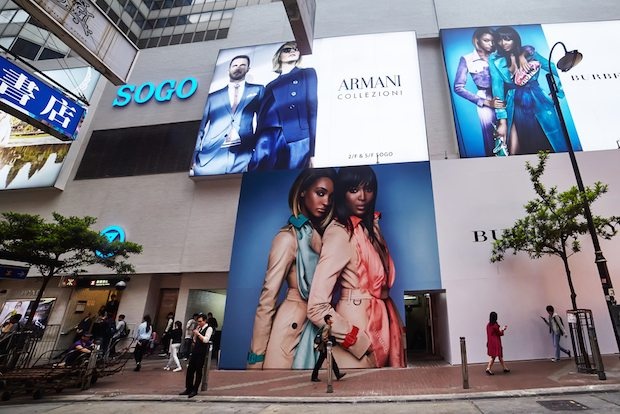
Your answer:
[441,21,620,158]
[219,162,441,369]
[190,32,428,176]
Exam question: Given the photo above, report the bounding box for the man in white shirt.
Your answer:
[179,314,213,398]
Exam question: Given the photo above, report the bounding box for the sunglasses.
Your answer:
[281,46,298,53]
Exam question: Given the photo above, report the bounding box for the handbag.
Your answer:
[514,60,541,86]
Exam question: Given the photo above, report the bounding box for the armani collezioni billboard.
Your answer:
[190,32,428,176]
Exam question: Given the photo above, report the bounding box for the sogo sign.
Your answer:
[112,77,198,107]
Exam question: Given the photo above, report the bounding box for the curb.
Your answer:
[30,383,620,404]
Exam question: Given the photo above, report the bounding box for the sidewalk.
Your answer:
[44,354,620,403]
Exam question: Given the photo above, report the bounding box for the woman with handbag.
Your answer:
[489,26,575,155]
[307,166,405,369]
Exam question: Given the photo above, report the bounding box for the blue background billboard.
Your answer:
[219,162,441,369]
[440,24,582,158]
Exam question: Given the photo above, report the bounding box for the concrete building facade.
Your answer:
[1,1,620,366]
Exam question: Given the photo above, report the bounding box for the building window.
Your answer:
[118,20,130,34]
[39,47,65,60]
[125,1,138,18]
[170,34,182,45]
[10,37,40,60]
[75,121,199,180]
[181,33,193,44]
[216,28,228,39]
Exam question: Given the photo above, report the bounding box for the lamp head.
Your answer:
[557,50,583,72]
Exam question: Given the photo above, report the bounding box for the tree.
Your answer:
[0,212,142,326]
[490,152,620,311]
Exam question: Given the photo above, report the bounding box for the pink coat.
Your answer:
[307,216,405,368]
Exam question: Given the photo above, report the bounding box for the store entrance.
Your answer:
[58,289,122,350]
[154,288,178,335]
[403,290,446,365]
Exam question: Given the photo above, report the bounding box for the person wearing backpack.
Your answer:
[543,305,571,362]
[110,314,128,357]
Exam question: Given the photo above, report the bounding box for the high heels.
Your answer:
[485,368,494,375]
[503,368,510,373]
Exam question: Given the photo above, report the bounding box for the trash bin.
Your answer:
[566,309,604,377]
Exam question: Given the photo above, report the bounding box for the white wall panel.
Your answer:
[431,150,620,363]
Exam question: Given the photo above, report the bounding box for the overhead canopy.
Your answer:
[14,0,138,86]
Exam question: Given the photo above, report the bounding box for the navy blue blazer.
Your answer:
[249,67,318,170]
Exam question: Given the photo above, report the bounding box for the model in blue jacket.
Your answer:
[249,42,318,171]
[489,26,580,155]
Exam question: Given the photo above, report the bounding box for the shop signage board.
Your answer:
[0,56,86,141]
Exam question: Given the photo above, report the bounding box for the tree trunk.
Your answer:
[561,255,578,311]
[562,255,589,368]
[26,269,54,328]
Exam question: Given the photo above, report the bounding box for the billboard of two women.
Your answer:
[441,24,582,158]
[219,162,441,370]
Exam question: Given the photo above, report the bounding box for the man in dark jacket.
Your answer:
[311,314,346,382]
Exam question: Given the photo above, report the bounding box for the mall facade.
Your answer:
[1,0,620,367]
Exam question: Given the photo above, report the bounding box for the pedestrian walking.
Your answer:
[311,314,346,382]
[110,314,128,357]
[164,321,183,372]
[485,311,510,375]
[160,312,174,357]
[179,314,213,398]
[133,315,152,372]
[206,312,218,330]
[182,313,198,359]
[542,305,571,361]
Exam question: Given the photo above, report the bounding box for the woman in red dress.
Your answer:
[486,311,510,375]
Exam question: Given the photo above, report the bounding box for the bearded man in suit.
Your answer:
[191,55,264,175]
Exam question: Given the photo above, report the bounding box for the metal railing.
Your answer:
[0,324,63,370]
[567,309,606,380]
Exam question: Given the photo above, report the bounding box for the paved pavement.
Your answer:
[4,353,617,403]
[1,392,620,414]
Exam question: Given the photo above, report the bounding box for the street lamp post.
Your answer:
[546,41,620,353]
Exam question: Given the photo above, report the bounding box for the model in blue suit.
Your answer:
[192,55,264,176]
[248,42,318,171]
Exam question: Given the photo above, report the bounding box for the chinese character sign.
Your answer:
[0,56,86,140]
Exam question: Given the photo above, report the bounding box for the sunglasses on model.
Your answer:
[281,46,298,53]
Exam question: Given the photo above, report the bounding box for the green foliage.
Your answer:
[0,211,142,277]
[491,152,620,264]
